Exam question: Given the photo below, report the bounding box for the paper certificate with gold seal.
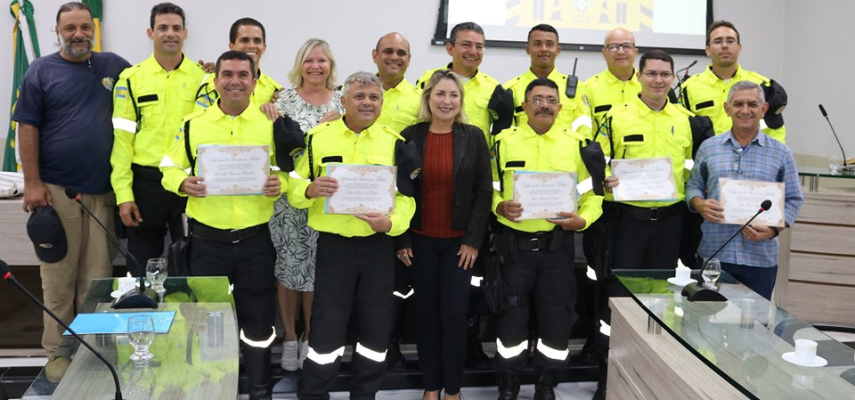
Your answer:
[611,157,678,202]
[719,178,786,228]
[325,164,397,215]
[512,172,577,220]
[197,145,270,196]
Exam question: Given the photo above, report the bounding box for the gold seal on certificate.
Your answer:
[512,172,577,220]
[325,164,397,215]
[719,178,785,228]
[197,145,270,196]
[611,157,677,202]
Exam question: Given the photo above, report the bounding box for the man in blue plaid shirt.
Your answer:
[686,80,803,300]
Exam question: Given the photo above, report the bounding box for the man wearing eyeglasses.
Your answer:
[491,78,603,400]
[680,20,788,143]
[597,50,694,271]
[416,21,513,145]
[583,28,642,133]
[504,24,592,139]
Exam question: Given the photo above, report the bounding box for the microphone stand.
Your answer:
[65,188,158,309]
[2,268,123,399]
[682,204,769,302]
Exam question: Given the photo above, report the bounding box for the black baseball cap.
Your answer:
[273,115,306,172]
[763,80,787,129]
[27,206,67,263]
[395,140,422,197]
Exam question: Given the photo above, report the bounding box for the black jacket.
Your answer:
[395,122,493,249]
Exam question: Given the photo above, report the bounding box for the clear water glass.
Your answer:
[702,258,722,290]
[128,315,155,362]
[829,155,842,173]
[145,258,168,291]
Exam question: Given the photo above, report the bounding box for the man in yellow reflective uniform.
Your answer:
[416,22,513,145]
[583,28,642,134]
[504,24,592,139]
[289,72,416,400]
[160,51,291,400]
[491,78,603,400]
[598,50,693,270]
[370,31,421,370]
[373,32,420,133]
[194,17,283,111]
[110,3,206,275]
[579,27,643,373]
[680,20,788,143]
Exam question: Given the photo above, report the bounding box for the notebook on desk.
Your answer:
[63,311,176,335]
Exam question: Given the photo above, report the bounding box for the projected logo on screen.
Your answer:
[506,0,653,31]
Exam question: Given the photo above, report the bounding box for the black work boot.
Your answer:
[386,336,405,371]
[244,346,272,400]
[533,368,557,400]
[465,314,490,368]
[496,372,520,400]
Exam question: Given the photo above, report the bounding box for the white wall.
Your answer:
[782,0,853,161]
[4,0,841,161]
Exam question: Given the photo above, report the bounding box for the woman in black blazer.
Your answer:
[395,69,493,400]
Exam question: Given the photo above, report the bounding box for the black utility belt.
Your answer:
[131,164,163,181]
[190,220,267,244]
[509,229,566,252]
[617,202,684,221]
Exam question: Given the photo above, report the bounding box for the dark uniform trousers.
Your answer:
[299,232,395,400]
[494,230,576,375]
[613,202,684,270]
[187,221,276,342]
[128,164,187,276]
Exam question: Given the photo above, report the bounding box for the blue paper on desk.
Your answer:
[63,311,176,335]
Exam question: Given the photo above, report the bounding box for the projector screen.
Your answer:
[433,0,713,54]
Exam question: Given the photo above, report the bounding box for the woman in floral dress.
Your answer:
[271,38,344,371]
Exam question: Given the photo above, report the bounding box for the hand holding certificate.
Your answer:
[719,178,785,228]
[325,164,397,215]
[197,145,270,196]
[611,157,677,202]
[512,172,577,220]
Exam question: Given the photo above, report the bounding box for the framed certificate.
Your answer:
[719,178,786,228]
[197,145,270,196]
[611,157,677,202]
[325,164,397,215]
[512,172,577,220]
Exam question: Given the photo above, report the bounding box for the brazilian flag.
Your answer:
[83,0,101,51]
[3,0,40,172]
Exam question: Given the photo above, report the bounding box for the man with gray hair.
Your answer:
[687,80,803,300]
[288,71,417,399]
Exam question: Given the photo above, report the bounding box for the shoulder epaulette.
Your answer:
[119,64,142,79]
[562,128,585,141]
[493,127,517,142]
[307,122,334,136]
[607,102,630,116]
[377,124,404,140]
[673,103,695,117]
[183,109,206,122]
[743,70,771,85]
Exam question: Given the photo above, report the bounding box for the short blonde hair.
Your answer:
[288,38,337,90]
[417,69,468,124]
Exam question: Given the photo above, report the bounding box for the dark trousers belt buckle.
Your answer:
[230,229,241,244]
[530,237,540,252]
[650,208,659,221]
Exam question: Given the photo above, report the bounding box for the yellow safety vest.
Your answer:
[376,78,421,133]
[583,68,641,135]
[504,68,592,139]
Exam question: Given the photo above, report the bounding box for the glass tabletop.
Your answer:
[798,166,855,179]
[22,277,239,400]
[613,269,855,400]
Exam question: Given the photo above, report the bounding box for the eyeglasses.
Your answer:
[709,38,738,47]
[452,41,485,52]
[529,96,559,106]
[641,71,674,79]
[605,43,635,53]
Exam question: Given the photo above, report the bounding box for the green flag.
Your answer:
[4,0,40,172]
[83,0,101,51]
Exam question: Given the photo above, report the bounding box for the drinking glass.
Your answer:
[128,315,155,362]
[829,155,842,173]
[146,258,168,291]
[702,258,722,290]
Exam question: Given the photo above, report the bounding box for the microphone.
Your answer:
[0,259,123,400]
[64,188,157,309]
[819,104,851,169]
[682,200,772,302]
